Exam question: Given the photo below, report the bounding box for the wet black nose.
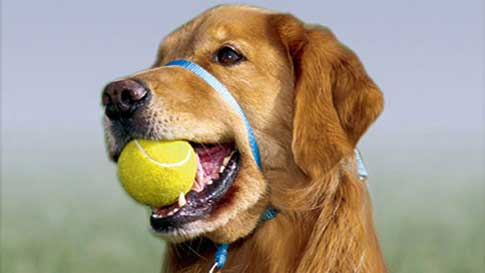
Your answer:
[102,79,150,120]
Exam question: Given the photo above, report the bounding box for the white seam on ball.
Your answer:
[134,140,192,168]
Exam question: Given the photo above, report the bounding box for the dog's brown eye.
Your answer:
[214,46,244,66]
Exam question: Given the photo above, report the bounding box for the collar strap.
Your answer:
[165,60,268,272]
[165,60,263,170]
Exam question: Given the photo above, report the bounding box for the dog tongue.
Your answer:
[192,144,233,192]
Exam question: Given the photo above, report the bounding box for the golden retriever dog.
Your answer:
[102,4,386,273]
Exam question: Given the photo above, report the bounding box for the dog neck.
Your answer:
[162,154,386,273]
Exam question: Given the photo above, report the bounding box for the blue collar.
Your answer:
[164,60,368,272]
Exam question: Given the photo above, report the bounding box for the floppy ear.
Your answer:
[272,15,384,179]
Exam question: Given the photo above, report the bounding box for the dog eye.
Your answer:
[214,46,245,66]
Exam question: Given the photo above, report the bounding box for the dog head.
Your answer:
[102,5,383,243]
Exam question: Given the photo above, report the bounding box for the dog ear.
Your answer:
[272,14,384,179]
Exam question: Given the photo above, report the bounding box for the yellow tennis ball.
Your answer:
[117,139,196,208]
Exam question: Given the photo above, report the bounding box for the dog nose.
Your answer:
[102,79,150,120]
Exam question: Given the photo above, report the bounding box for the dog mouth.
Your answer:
[150,143,240,233]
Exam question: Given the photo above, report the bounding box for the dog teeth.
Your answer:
[222,155,231,166]
[178,192,187,207]
[220,152,234,173]
[208,179,213,185]
[152,213,162,219]
[167,208,179,216]
[151,203,182,218]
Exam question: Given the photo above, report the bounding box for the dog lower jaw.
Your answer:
[153,197,268,244]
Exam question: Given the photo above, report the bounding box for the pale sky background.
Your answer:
[1,0,483,225]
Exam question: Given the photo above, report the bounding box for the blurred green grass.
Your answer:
[1,168,164,273]
[1,132,483,273]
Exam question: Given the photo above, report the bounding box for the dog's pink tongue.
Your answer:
[192,145,232,192]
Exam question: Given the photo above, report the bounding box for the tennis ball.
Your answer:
[117,139,196,208]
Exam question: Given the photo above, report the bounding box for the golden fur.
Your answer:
[104,5,386,273]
